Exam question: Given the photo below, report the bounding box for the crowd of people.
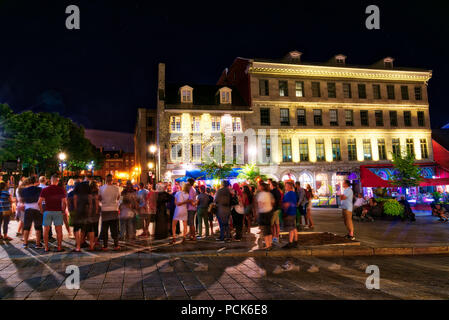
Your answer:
[0,173,359,252]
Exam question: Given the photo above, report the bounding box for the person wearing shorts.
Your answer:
[340,180,355,241]
[282,181,298,249]
[38,175,67,252]
[19,177,43,248]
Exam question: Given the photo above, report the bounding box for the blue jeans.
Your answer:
[217,214,230,240]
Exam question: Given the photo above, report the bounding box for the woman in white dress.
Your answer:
[171,183,191,244]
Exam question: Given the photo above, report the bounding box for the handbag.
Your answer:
[2,210,13,218]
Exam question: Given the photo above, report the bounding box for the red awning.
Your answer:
[360,163,449,188]
[360,165,394,187]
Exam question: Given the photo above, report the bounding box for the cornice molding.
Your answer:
[250,62,432,83]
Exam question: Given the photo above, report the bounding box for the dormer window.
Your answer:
[180,85,193,103]
[287,50,302,63]
[335,54,347,65]
[219,87,232,104]
[384,57,394,69]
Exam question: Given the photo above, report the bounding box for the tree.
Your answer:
[200,160,233,180]
[389,152,423,189]
[0,104,102,175]
[237,164,267,186]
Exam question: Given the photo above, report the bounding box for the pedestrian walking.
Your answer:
[242,185,253,234]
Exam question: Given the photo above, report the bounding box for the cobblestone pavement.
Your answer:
[1,253,449,300]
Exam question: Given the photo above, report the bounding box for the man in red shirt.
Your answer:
[38,175,67,252]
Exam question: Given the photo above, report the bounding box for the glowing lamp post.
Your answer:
[58,152,67,179]
[148,145,157,186]
[87,161,94,177]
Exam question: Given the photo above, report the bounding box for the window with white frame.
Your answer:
[180,86,193,103]
[211,116,221,132]
[171,144,182,162]
[170,116,181,132]
[232,117,242,132]
[191,116,200,132]
[219,87,232,104]
[191,144,201,162]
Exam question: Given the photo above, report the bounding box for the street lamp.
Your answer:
[87,161,94,177]
[58,152,67,180]
[148,145,157,186]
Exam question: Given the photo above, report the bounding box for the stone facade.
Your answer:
[151,52,433,195]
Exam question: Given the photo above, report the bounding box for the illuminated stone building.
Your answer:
[154,52,433,195]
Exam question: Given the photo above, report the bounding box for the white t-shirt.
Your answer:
[256,191,273,213]
[99,184,120,211]
[174,191,189,220]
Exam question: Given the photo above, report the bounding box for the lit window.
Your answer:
[191,116,200,132]
[347,139,357,161]
[392,138,401,156]
[299,139,309,161]
[406,138,414,156]
[363,139,372,160]
[211,116,221,132]
[219,87,232,104]
[171,144,182,162]
[232,117,241,132]
[282,139,292,162]
[378,139,386,160]
[180,86,193,103]
[420,139,428,159]
[315,139,325,162]
[345,110,354,126]
[329,109,338,126]
[279,81,288,97]
[170,116,181,132]
[280,109,290,126]
[191,144,201,162]
[332,139,341,161]
[295,81,304,97]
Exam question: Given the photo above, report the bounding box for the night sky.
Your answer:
[1,0,448,133]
